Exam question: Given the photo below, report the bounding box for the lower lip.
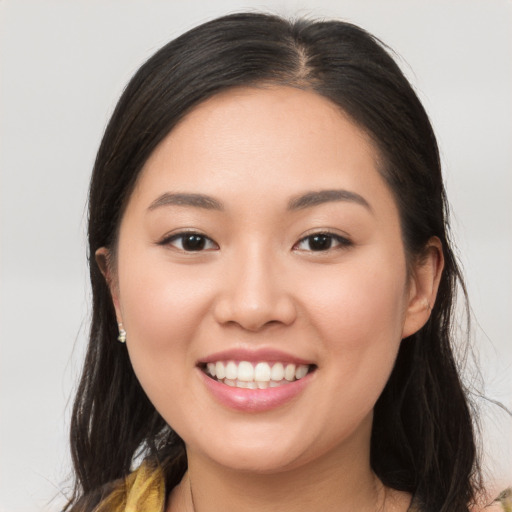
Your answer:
[198,369,314,413]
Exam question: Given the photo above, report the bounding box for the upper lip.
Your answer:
[198,348,314,366]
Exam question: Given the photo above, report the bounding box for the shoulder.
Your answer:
[479,505,506,512]
[473,488,512,512]
[408,488,512,512]
[477,504,508,512]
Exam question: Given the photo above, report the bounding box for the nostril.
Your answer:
[213,295,297,331]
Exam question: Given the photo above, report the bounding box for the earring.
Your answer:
[117,323,126,343]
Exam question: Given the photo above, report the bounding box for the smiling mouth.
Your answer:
[200,360,316,390]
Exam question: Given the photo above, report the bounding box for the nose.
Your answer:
[212,246,297,332]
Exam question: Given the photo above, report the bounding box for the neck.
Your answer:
[167,420,409,512]
[189,458,382,512]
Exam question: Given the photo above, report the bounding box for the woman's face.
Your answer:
[107,86,433,473]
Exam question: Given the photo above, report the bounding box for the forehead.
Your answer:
[127,86,392,215]
[158,86,375,165]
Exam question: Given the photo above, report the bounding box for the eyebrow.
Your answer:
[148,192,224,211]
[287,189,373,212]
[147,189,371,213]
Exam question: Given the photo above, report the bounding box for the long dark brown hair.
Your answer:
[66,12,481,512]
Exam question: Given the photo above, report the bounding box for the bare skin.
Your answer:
[167,449,413,512]
[97,86,443,512]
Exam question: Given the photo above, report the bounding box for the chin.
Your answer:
[185,430,309,474]
[210,448,304,474]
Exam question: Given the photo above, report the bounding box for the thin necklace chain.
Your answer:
[188,475,196,512]
[187,474,393,512]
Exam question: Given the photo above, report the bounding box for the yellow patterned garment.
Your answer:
[92,461,165,512]
[93,461,510,512]
[495,488,512,512]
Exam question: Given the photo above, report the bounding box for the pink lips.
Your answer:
[199,348,312,366]
[197,348,315,413]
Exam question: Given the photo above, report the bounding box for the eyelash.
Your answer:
[159,230,352,253]
[158,231,218,252]
[293,232,353,252]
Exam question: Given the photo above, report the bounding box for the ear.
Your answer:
[95,247,123,323]
[401,237,444,339]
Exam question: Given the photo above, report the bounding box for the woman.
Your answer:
[65,12,507,512]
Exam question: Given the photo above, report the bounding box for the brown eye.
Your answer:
[182,234,207,251]
[295,233,352,252]
[307,234,332,251]
[163,232,218,252]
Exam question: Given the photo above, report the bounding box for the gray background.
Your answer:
[1,1,511,510]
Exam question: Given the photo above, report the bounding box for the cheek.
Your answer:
[116,253,214,396]
[303,251,408,381]
[311,259,405,327]
[118,249,212,336]
[297,257,408,442]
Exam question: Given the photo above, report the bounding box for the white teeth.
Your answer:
[215,361,226,379]
[207,362,216,377]
[204,360,312,389]
[237,361,254,381]
[225,361,237,380]
[270,362,284,381]
[295,364,309,379]
[284,363,296,381]
[254,362,271,381]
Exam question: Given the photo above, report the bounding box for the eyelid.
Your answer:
[157,230,219,251]
[156,229,351,253]
[293,230,353,252]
